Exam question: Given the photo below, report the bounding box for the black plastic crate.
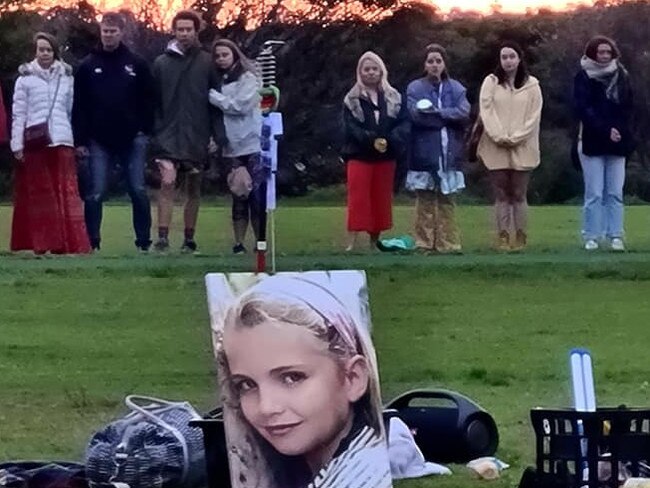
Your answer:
[530,408,650,488]
[189,409,231,488]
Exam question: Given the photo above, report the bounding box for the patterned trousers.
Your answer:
[414,190,461,253]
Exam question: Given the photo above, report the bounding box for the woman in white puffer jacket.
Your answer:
[10,32,90,254]
[209,38,263,255]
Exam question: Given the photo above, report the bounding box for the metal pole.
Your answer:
[270,207,277,273]
[255,40,285,274]
[255,177,268,273]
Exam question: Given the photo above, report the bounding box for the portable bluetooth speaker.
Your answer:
[385,389,499,463]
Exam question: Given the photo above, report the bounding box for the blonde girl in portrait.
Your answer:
[214,275,392,488]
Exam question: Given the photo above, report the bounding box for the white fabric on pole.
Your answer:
[261,112,283,210]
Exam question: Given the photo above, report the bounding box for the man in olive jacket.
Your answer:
[151,9,223,253]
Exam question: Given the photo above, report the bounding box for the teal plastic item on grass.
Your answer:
[377,235,416,252]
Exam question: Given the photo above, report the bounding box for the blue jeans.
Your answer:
[579,142,625,241]
[81,135,152,249]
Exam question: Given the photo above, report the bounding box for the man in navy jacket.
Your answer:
[73,12,154,252]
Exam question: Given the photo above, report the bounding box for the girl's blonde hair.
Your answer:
[344,51,402,121]
[354,50,395,97]
[215,275,384,488]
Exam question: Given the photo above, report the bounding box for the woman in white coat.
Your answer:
[10,32,90,254]
[209,38,263,254]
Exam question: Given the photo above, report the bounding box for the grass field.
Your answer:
[2,203,650,488]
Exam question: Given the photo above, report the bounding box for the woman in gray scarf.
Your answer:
[574,36,634,252]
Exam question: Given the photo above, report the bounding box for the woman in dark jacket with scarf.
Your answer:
[341,51,408,252]
[406,44,469,254]
[575,35,633,252]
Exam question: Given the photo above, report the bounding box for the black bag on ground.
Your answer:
[0,461,87,488]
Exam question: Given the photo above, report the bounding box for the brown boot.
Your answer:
[496,230,510,252]
[512,230,527,251]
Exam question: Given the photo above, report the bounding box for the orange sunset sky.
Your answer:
[61,0,597,15]
[24,0,608,27]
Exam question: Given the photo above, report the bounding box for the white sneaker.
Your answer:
[610,238,625,252]
[584,239,599,251]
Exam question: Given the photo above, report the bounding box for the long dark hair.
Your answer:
[493,40,529,89]
[211,38,256,84]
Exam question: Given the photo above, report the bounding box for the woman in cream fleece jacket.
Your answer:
[478,41,543,251]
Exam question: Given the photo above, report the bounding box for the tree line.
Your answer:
[1,0,649,203]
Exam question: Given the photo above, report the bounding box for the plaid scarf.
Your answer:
[580,56,622,103]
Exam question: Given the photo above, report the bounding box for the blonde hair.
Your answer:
[344,51,402,121]
[355,50,395,96]
[215,275,384,488]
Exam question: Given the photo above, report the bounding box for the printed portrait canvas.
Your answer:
[205,270,393,488]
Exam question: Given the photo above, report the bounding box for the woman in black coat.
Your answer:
[574,35,633,252]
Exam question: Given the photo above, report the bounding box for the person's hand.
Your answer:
[209,88,224,104]
[501,135,518,148]
[374,137,388,154]
[157,159,176,186]
[208,137,225,154]
[76,146,89,158]
[611,128,622,143]
[495,137,513,148]
[13,150,23,161]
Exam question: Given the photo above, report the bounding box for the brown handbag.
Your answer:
[23,74,61,152]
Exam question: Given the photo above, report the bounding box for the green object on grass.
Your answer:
[377,235,416,252]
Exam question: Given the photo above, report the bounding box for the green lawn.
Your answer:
[1,204,650,488]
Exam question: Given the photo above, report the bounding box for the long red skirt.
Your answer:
[11,146,91,254]
[346,159,396,233]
